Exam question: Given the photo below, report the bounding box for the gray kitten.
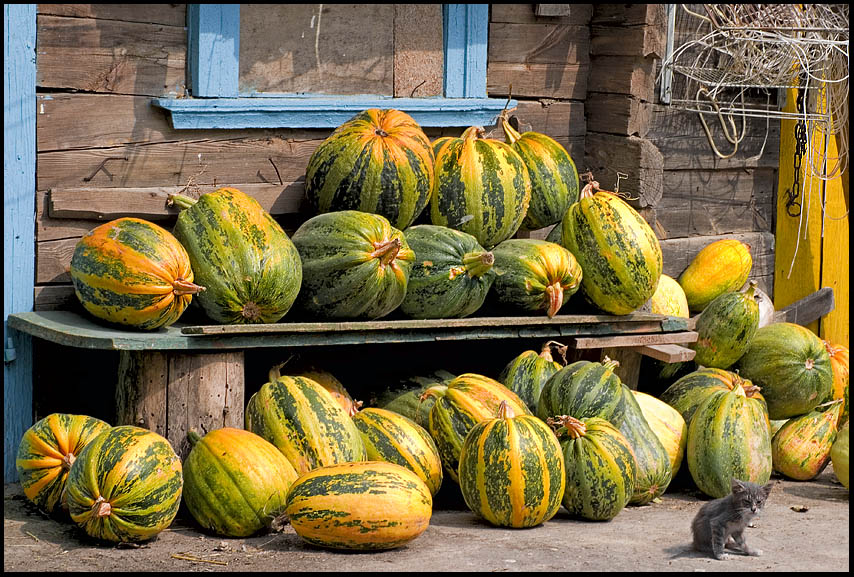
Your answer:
[691,478,774,560]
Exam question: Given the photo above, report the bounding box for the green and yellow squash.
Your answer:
[305,108,435,230]
[498,341,565,413]
[63,426,183,542]
[771,400,844,481]
[548,415,637,521]
[691,281,760,369]
[69,217,204,330]
[824,341,849,426]
[291,210,415,320]
[16,413,111,515]
[458,401,565,528]
[831,421,849,489]
[245,375,367,475]
[536,358,627,426]
[560,179,662,315]
[617,385,673,504]
[430,126,531,248]
[400,224,496,319]
[632,391,688,477]
[650,274,690,318]
[678,238,752,312]
[169,187,302,324]
[736,322,833,420]
[490,238,583,318]
[182,427,299,537]
[352,408,444,496]
[500,114,580,230]
[661,367,767,427]
[270,363,362,416]
[285,461,433,550]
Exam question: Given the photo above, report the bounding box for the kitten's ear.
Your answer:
[761,482,774,498]
[731,478,747,493]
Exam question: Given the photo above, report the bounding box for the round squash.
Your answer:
[400,224,496,319]
[632,390,688,477]
[245,375,367,475]
[16,413,111,515]
[269,363,362,416]
[824,340,850,426]
[182,428,299,537]
[498,341,565,413]
[291,210,415,320]
[490,238,583,318]
[736,322,833,420]
[691,281,760,369]
[285,461,432,550]
[830,421,849,489]
[536,358,627,426]
[500,114,580,229]
[650,274,690,318]
[305,108,434,230]
[169,187,302,324]
[678,238,752,312]
[352,408,443,496]
[661,367,767,427]
[771,400,844,481]
[64,426,183,542]
[560,179,662,315]
[430,126,531,248]
[549,415,637,521]
[69,217,204,329]
[458,402,565,528]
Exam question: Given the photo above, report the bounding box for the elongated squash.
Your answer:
[771,400,844,481]
[824,341,850,426]
[633,391,688,477]
[499,341,565,413]
[678,238,752,312]
[691,282,760,369]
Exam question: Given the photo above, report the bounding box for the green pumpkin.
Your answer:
[536,358,627,426]
[691,282,760,369]
[498,341,565,413]
[771,400,844,481]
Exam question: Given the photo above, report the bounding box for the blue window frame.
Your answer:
[153,4,515,128]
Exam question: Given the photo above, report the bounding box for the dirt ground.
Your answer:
[4,465,848,573]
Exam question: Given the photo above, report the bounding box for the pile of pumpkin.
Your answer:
[67,108,666,331]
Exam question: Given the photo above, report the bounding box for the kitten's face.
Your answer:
[731,479,772,516]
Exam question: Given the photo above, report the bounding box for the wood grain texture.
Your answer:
[584,133,664,207]
[586,93,650,138]
[587,56,656,101]
[488,22,590,64]
[394,4,444,98]
[36,4,186,27]
[487,62,588,100]
[630,344,697,363]
[491,4,592,26]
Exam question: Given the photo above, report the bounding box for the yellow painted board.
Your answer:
[820,158,849,349]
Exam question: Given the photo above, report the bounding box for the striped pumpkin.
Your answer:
[400,224,496,319]
[501,115,580,230]
[618,385,672,504]
[458,402,565,528]
[736,322,833,420]
[686,384,773,498]
[650,274,690,318]
[292,210,415,320]
[15,413,111,515]
[678,238,753,312]
[632,391,688,477]
[69,218,204,330]
[352,408,443,496]
[169,187,302,324]
[285,461,433,551]
[548,415,637,521]
[270,363,362,416]
[660,367,767,427]
[560,179,662,315]
[824,341,850,426]
[182,428,299,537]
[63,426,183,542]
[305,109,434,230]
[536,358,627,426]
[691,282,760,369]
[245,375,367,475]
[430,126,531,248]
[490,238,583,318]
[498,341,565,413]
[831,421,849,489]
[426,373,532,484]
[771,400,844,481]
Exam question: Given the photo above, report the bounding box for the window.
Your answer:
[153,4,515,128]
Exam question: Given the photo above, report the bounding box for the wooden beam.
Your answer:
[569,331,698,349]
[773,287,835,327]
[630,344,696,363]
[584,133,663,208]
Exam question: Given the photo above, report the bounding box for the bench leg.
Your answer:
[116,350,244,459]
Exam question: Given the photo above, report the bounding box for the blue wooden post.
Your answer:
[188,4,240,97]
[4,4,37,482]
[443,4,489,98]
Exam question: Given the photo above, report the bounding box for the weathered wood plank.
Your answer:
[631,343,697,363]
[590,24,665,59]
[393,4,444,98]
[488,23,590,65]
[37,4,186,27]
[34,285,79,312]
[507,100,586,138]
[491,4,592,26]
[487,62,588,100]
[585,94,650,137]
[774,287,835,327]
[584,133,664,207]
[592,4,665,27]
[116,350,169,434]
[36,14,186,96]
[534,5,574,18]
[569,331,698,349]
[587,56,656,101]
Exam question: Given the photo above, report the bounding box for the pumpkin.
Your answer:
[536,358,627,426]
[304,108,434,230]
[771,400,844,481]
[490,238,583,318]
[430,126,531,248]
[169,187,302,324]
[69,217,203,330]
[15,413,111,515]
[352,408,444,496]
[617,385,673,504]
[686,384,773,498]
[245,375,367,475]
[691,281,760,369]
[661,367,767,427]
[285,461,432,550]
[830,421,849,489]
[425,373,531,484]
[182,428,299,537]
[400,224,496,319]
[269,362,362,416]
[560,178,662,315]
[498,341,565,413]
[824,341,850,426]
[678,238,752,312]
[650,274,690,318]
[500,113,580,229]
[736,322,833,420]
[632,391,688,477]
[458,401,565,528]
[378,371,457,424]
[548,415,637,521]
[291,210,415,320]
[63,426,183,542]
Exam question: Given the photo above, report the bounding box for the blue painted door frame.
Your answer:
[4,4,37,481]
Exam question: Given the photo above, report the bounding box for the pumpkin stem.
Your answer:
[187,429,202,447]
[541,341,568,365]
[601,356,621,372]
[268,357,295,382]
[349,399,364,416]
[501,114,523,145]
[61,452,76,472]
[461,126,486,141]
[744,281,757,300]
[462,251,495,278]
[497,400,515,420]
[805,358,815,370]
[371,238,402,267]
[374,128,389,137]
[547,415,586,439]
[92,496,112,518]
[242,301,262,321]
[546,282,564,318]
[742,383,762,398]
[166,193,198,210]
[172,278,205,296]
